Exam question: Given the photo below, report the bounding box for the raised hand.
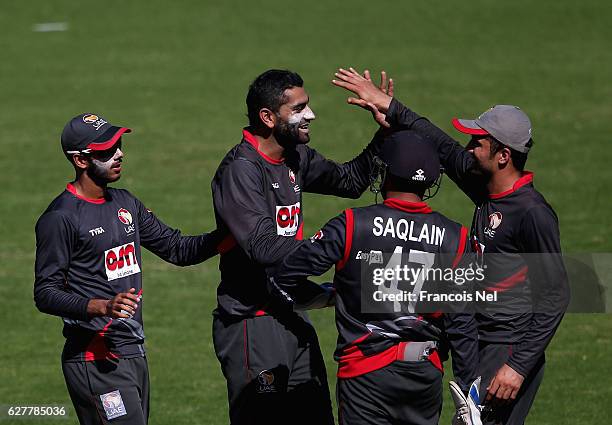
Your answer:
[332,67,394,114]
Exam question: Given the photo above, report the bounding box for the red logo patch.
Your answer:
[276,202,300,236]
[117,208,133,225]
[104,242,141,281]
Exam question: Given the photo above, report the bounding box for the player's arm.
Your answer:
[332,67,485,203]
[34,212,138,320]
[34,211,89,320]
[505,205,570,376]
[268,212,347,307]
[214,158,302,266]
[134,196,222,266]
[300,129,385,199]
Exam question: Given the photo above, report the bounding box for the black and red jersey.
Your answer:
[211,128,384,317]
[270,198,479,389]
[386,99,570,377]
[34,183,219,362]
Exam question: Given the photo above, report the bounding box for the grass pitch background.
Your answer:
[1,1,611,423]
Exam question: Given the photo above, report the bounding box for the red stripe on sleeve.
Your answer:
[451,226,469,269]
[336,209,354,271]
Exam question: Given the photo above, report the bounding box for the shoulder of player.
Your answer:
[519,202,559,230]
[35,204,76,233]
[106,187,141,207]
[37,190,80,223]
[216,142,264,172]
[505,184,558,223]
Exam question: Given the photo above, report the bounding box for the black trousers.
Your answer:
[477,343,545,425]
[62,356,149,425]
[337,360,443,425]
[213,311,334,425]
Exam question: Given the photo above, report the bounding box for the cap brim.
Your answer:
[452,118,489,136]
[87,127,132,151]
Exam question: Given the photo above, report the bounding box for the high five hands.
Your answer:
[332,67,394,128]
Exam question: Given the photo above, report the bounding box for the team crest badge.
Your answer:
[484,212,502,238]
[256,370,277,393]
[310,229,324,242]
[100,390,127,420]
[82,114,99,124]
[117,208,133,225]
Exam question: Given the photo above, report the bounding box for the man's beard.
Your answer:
[88,158,120,184]
[273,117,304,147]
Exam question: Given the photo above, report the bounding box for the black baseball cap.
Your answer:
[61,113,132,154]
[381,130,440,186]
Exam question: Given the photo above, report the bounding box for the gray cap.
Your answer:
[452,105,532,153]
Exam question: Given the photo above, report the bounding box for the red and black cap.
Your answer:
[61,113,132,154]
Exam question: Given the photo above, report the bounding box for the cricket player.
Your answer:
[332,68,570,425]
[269,129,480,425]
[34,113,220,425]
[211,69,392,425]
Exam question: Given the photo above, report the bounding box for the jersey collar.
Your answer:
[242,129,284,165]
[489,171,534,200]
[66,183,106,204]
[383,198,432,214]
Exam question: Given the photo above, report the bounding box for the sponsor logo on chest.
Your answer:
[89,227,105,237]
[104,242,141,281]
[276,202,300,236]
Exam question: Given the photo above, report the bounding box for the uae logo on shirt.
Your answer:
[288,169,296,184]
[117,208,133,225]
[484,212,502,238]
[118,208,135,235]
[256,370,277,393]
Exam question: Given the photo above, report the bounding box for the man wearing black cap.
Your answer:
[332,68,569,425]
[34,113,220,425]
[269,129,480,425]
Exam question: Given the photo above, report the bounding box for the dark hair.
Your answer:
[246,70,303,127]
[489,137,534,171]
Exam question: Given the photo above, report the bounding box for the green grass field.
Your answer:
[1,1,611,423]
